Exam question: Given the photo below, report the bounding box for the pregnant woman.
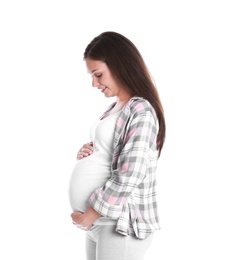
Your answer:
[69,31,166,260]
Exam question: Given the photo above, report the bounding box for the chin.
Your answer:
[104,93,113,98]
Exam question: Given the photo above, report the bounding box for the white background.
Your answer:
[0,0,247,259]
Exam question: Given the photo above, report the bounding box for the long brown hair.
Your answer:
[84,31,166,157]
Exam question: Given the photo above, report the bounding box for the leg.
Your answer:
[96,225,154,260]
[85,230,97,260]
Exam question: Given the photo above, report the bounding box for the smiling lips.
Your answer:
[101,87,107,92]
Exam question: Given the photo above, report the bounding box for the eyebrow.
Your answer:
[91,69,99,74]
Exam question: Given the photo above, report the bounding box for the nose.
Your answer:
[92,77,100,88]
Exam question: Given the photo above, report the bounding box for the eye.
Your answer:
[95,74,102,78]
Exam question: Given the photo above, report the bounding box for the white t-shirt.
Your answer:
[69,111,121,224]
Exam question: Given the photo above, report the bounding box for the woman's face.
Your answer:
[85,58,124,99]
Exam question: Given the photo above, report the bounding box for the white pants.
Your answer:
[85,224,154,260]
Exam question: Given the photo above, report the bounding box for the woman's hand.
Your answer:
[71,208,102,231]
[77,142,94,160]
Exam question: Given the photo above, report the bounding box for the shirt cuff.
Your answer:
[89,188,124,219]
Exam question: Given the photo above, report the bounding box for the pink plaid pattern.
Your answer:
[89,97,160,239]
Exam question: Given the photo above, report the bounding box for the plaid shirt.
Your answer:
[89,96,161,239]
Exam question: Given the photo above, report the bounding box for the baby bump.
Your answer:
[69,157,111,213]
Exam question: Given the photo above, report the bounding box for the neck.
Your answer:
[116,93,132,105]
[111,94,131,112]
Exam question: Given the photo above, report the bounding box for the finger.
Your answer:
[77,151,91,160]
[71,211,83,219]
[77,225,87,231]
[81,149,93,155]
[77,143,94,160]
[83,142,94,150]
[81,146,93,153]
[79,145,93,153]
[78,149,93,158]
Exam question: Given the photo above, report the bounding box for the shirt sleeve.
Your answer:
[88,111,158,219]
